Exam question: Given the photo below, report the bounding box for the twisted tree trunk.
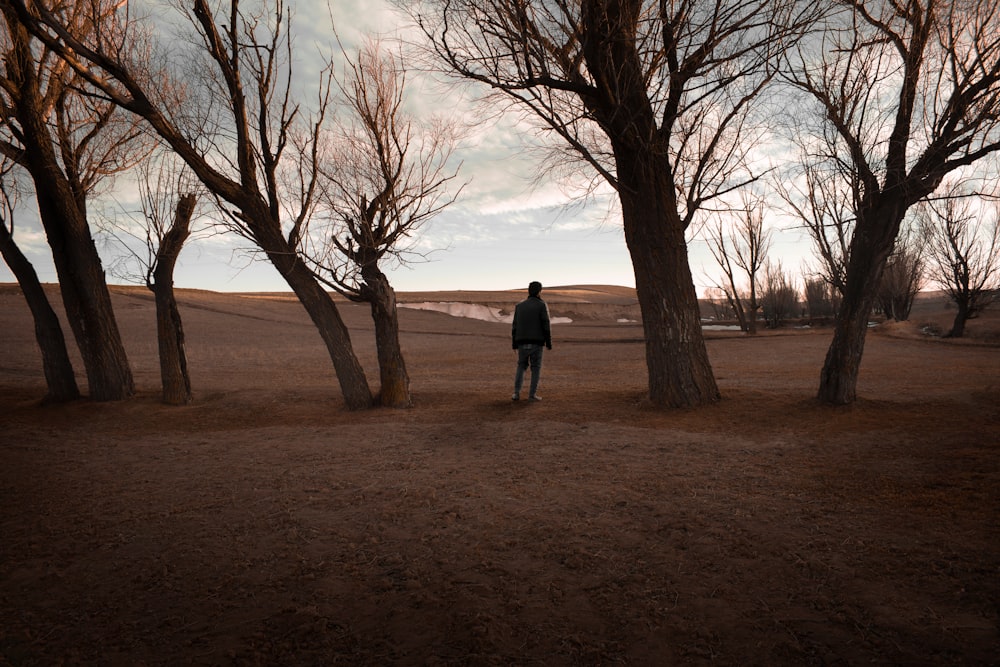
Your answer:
[262,237,374,410]
[149,194,196,405]
[361,264,411,408]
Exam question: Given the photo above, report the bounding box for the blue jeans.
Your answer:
[513,344,544,398]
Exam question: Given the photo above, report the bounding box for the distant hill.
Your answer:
[3,283,996,340]
[397,285,639,306]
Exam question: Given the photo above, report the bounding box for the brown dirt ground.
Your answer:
[1,285,998,665]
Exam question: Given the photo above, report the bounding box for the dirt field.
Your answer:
[1,285,998,665]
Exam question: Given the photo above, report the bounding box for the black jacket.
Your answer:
[512,296,552,349]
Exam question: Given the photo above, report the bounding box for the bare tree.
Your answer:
[803,276,839,319]
[778,160,855,295]
[409,0,817,407]
[761,261,799,328]
[6,0,379,408]
[705,195,770,334]
[919,188,1000,337]
[305,42,462,409]
[784,165,925,323]
[782,0,1000,404]
[0,0,147,400]
[703,286,737,321]
[102,150,207,405]
[876,225,925,321]
[0,158,79,401]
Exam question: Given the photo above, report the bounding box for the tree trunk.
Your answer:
[151,285,191,404]
[948,300,969,338]
[361,265,411,408]
[150,194,196,405]
[617,153,720,408]
[264,239,374,410]
[729,291,749,333]
[29,172,135,401]
[0,222,80,402]
[818,296,873,405]
[578,0,718,408]
[7,17,134,401]
[818,204,902,404]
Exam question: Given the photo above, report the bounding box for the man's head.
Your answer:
[528,281,542,297]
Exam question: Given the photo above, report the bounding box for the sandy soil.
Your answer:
[1,285,998,665]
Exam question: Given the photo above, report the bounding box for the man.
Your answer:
[511,281,552,401]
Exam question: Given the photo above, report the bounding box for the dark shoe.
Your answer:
[511,393,520,401]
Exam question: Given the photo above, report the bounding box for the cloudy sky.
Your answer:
[0,0,812,295]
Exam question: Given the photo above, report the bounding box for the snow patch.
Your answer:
[399,301,572,324]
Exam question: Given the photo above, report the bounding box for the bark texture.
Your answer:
[619,159,720,407]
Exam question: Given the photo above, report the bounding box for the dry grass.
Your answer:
[1,285,998,665]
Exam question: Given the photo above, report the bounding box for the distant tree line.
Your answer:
[1,0,999,410]
[704,190,1000,337]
